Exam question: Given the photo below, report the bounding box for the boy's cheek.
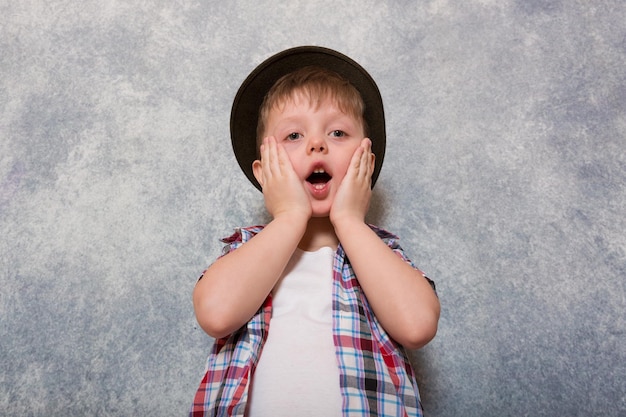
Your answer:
[279,146,300,169]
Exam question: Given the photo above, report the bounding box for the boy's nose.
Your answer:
[307,136,327,153]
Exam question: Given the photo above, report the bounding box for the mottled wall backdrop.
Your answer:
[1,1,624,416]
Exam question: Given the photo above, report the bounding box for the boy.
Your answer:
[191,46,440,417]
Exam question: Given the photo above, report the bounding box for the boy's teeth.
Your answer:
[307,168,331,185]
[313,183,325,190]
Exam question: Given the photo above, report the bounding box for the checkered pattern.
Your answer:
[190,225,435,417]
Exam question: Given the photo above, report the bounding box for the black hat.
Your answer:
[230,45,386,191]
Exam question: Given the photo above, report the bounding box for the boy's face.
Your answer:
[258,92,367,217]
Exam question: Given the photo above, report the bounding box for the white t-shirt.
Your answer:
[247,247,343,417]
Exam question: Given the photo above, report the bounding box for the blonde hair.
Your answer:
[256,66,367,151]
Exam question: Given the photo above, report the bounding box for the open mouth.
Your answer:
[306,168,332,186]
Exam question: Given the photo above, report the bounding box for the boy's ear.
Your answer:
[252,160,264,188]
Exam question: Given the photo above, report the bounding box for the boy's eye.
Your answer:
[287,132,302,140]
[330,130,346,137]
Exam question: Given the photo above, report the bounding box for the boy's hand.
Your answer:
[255,136,312,222]
[330,138,375,226]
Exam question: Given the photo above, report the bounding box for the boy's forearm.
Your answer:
[333,219,440,349]
[193,213,308,339]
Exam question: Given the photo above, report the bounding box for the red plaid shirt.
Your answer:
[191,225,435,417]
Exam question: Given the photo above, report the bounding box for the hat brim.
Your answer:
[230,45,386,191]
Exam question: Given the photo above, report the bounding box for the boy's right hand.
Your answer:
[253,136,312,222]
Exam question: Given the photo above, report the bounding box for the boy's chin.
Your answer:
[310,212,331,219]
[309,202,333,218]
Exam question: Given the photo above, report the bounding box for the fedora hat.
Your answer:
[230,45,386,191]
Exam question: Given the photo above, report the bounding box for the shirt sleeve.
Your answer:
[385,237,437,294]
[196,230,245,281]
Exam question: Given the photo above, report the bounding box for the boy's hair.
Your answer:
[256,66,368,152]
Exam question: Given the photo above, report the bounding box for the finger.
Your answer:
[274,139,291,174]
[266,136,281,177]
[261,137,274,181]
[364,138,374,180]
[344,149,360,183]
[357,138,371,180]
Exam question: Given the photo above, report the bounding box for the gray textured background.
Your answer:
[1,1,625,416]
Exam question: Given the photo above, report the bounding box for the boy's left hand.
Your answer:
[330,138,375,226]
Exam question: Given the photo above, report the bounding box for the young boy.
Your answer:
[191,46,440,417]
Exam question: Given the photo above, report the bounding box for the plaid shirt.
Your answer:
[191,225,435,417]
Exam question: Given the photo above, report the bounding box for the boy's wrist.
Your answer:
[331,215,368,237]
[272,210,310,228]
